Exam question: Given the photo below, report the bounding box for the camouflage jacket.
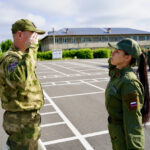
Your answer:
[0,44,44,112]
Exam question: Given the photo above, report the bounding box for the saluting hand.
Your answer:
[25,32,38,48]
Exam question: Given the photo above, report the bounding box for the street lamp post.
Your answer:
[52,27,55,51]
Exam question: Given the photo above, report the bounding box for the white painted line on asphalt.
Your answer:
[65,62,98,69]
[41,122,65,128]
[39,72,107,79]
[81,80,105,91]
[36,71,52,74]
[83,130,109,138]
[44,104,52,106]
[146,122,150,126]
[39,64,67,76]
[41,77,109,86]
[81,61,108,65]
[42,130,109,146]
[38,139,47,150]
[40,111,57,116]
[67,61,108,71]
[51,62,90,75]
[43,90,94,150]
[78,68,105,72]
[43,136,78,146]
[42,82,82,87]
[51,91,104,99]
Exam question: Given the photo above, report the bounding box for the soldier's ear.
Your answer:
[16,31,22,39]
[125,54,132,63]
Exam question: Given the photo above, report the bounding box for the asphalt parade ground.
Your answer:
[0,58,150,150]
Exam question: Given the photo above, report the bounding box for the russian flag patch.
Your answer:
[130,102,137,107]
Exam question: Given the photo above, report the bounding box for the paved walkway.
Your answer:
[0,58,150,150]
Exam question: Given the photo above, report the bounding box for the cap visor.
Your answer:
[35,29,45,35]
[108,42,117,49]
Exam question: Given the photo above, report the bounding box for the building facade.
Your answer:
[41,28,150,51]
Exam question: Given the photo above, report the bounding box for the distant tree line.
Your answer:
[0,39,13,52]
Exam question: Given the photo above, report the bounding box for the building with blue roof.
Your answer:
[41,28,150,51]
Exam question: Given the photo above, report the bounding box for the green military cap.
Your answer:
[11,19,45,34]
[108,38,142,59]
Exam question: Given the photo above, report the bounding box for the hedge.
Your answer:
[63,50,77,58]
[0,48,112,60]
[93,48,111,58]
[76,49,93,59]
[37,51,52,60]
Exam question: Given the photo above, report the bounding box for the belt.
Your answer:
[108,116,122,124]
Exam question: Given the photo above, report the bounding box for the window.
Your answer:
[147,36,150,40]
[98,37,102,42]
[71,37,76,43]
[133,36,138,41]
[55,38,59,43]
[139,36,145,41]
[102,37,109,42]
[49,37,53,44]
[88,37,92,42]
[81,37,85,43]
[62,37,67,43]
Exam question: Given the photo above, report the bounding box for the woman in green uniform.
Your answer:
[105,38,150,150]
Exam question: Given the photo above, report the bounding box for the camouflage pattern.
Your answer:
[0,44,44,112]
[0,43,44,150]
[105,65,145,150]
[11,19,45,34]
[3,110,41,150]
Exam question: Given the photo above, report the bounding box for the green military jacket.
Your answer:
[0,44,44,112]
[105,61,145,149]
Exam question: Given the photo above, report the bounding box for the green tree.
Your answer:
[38,40,42,51]
[1,39,13,52]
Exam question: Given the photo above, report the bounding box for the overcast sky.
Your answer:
[1,0,150,42]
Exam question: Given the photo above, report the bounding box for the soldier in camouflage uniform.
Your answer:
[105,38,150,150]
[0,19,45,150]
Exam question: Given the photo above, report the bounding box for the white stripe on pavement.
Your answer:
[43,90,94,150]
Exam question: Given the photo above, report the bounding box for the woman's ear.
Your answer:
[125,55,132,63]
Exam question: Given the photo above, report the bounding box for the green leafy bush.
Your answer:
[37,48,112,60]
[63,50,77,58]
[1,39,13,52]
[76,49,93,59]
[93,49,112,58]
[0,53,3,58]
[37,51,52,60]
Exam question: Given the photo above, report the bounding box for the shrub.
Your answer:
[37,48,112,60]
[37,51,52,60]
[76,49,93,59]
[0,53,3,58]
[1,39,13,52]
[93,49,112,58]
[63,50,77,58]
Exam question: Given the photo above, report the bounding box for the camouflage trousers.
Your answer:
[3,110,41,150]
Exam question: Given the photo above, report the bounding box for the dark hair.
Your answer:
[124,51,136,66]
[137,53,150,123]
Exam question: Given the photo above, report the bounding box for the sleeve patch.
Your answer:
[124,91,138,111]
[8,62,18,72]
